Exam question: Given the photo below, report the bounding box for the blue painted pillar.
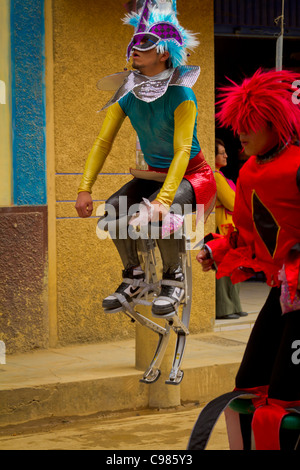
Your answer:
[10,0,46,205]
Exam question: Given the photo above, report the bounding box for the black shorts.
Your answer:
[236,287,300,401]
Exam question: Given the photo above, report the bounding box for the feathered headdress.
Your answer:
[123,0,199,68]
[216,69,300,144]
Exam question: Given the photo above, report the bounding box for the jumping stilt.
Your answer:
[103,223,192,385]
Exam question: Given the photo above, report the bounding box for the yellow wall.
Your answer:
[182,0,216,333]
[46,0,216,347]
[0,0,12,206]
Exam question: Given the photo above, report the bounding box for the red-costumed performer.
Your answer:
[188,69,300,451]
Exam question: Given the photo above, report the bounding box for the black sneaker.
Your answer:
[102,266,145,310]
[152,268,185,316]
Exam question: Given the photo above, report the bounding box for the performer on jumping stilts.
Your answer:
[75,0,216,317]
[189,68,300,450]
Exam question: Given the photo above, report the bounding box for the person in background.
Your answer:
[214,138,247,320]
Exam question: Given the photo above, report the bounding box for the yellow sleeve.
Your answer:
[214,171,235,211]
[78,103,126,193]
[155,100,197,208]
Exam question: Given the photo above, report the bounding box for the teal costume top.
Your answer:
[119,86,201,168]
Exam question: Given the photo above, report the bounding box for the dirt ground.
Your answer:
[0,404,228,451]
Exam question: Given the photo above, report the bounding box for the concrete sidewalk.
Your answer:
[0,282,269,428]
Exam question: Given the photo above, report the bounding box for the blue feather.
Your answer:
[123,0,199,67]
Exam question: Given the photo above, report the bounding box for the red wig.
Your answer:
[216,69,300,144]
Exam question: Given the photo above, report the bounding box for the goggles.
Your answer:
[128,33,160,57]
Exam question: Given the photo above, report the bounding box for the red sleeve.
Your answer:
[206,176,255,265]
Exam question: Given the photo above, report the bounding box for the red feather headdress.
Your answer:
[216,69,300,144]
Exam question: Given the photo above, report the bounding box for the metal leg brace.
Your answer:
[104,228,192,385]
